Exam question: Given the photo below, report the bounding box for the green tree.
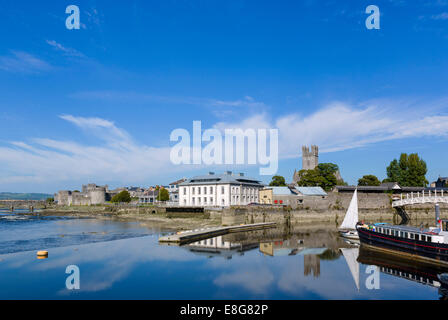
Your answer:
[297,163,340,191]
[111,190,132,203]
[269,175,287,186]
[358,174,381,186]
[385,159,401,183]
[384,153,428,187]
[157,188,170,201]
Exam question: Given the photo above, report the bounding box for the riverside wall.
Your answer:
[42,191,448,226]
[0,200,47,208]
[221,192,448,226]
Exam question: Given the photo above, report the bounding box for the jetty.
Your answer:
[158,222,277,245]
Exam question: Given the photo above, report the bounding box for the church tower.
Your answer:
[302,145,319,170]
[293,145,319,184]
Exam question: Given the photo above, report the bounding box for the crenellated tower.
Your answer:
[302,145,319,170]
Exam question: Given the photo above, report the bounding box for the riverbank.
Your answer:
[39,205,222,231]
[38,203,448,230]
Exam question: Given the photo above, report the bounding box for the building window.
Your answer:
[192,187,195,195]
[210,197,213,204]
[210,187,213,194]
[198,187,201,195]
[221,186,225,194]
[192,197,195,204]
[183,188,186,195]
[204,187,207,195]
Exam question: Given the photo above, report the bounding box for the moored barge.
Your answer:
[357,220,448,266]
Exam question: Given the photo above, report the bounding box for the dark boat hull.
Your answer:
[358,227,448,266]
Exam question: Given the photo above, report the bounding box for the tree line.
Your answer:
[269,152,428,191]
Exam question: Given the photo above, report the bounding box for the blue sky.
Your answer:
[0,0,448,193]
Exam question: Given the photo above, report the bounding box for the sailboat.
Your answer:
[339,189,359,239]
[340,247,360,291]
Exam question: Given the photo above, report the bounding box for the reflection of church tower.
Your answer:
[304,255,320,278]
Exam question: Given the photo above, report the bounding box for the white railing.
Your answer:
[392,189,448,207]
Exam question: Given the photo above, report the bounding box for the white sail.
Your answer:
[339,189,358,230]
[341,247,360,291]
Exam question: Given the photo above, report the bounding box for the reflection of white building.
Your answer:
[189,236,241,250]
[179,171,264,207]
[184,235,258,259]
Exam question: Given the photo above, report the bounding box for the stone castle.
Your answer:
[55,184,121,206]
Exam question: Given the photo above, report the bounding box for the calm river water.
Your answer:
[0,209,446,300]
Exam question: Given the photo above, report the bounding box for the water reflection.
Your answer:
[357,246,448,300]
[341,248,360,290]
[259,239,328,278]
[0,215,445,299]
[182,236,258,259]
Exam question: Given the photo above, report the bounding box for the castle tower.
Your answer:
[302,145,318,170]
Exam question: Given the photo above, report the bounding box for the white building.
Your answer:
[178,171,264,207]
[166,178,187,204]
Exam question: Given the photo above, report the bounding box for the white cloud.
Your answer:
[71,90,267,110]
[46,40,85,58]
[430,12,448,20]
[0,51,51,74]
[0,115,175,188]
[214,99,448,159]
[209,96,267,109]
[0,98,447,190]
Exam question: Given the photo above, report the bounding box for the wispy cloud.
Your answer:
[71,90,267,109]
[1,98,447,189]
[46,40,85,58]
[0,115,174,188]
[430,12,448,20]
[214,99,448,158]
[209,96,267,108]
[70,91,268,119]
[0,51,51,74]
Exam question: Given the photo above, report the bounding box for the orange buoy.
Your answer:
[37,250,48,258]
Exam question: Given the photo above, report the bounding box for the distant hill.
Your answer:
[0,193,53,200]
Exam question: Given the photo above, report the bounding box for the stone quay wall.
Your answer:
[222,191,448,226]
